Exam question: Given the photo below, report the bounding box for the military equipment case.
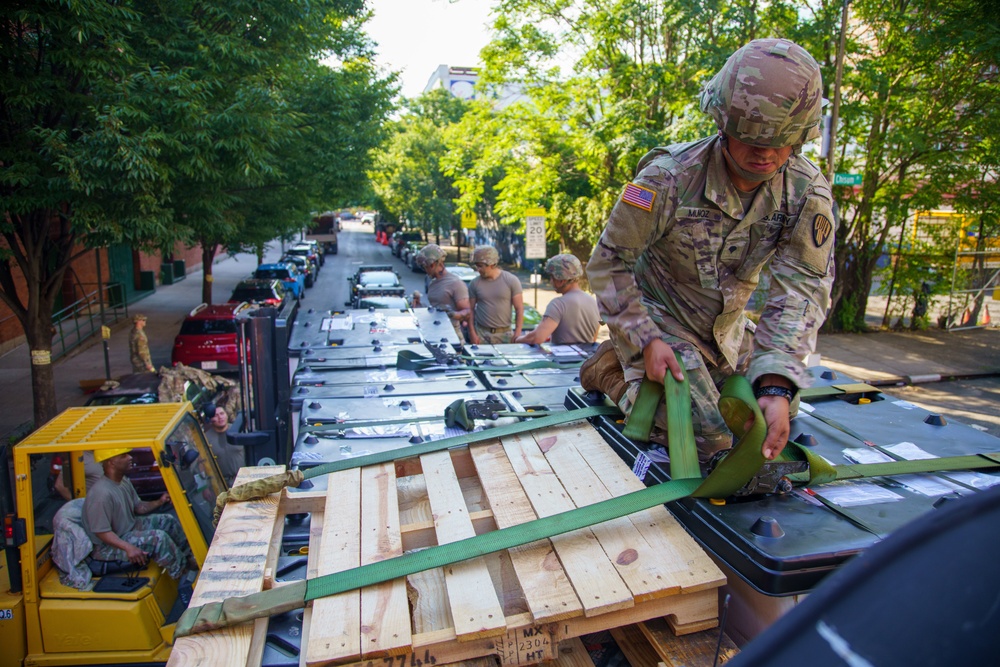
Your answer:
[566,367,1000,596]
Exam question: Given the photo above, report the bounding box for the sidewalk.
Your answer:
[0,243,287,439]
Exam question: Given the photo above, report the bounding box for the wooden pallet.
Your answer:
[169,420,725,667]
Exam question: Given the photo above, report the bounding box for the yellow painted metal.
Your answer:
[9,402,227,664]
[0,558,28,667]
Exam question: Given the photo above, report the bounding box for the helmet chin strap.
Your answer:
[719,133,790,184]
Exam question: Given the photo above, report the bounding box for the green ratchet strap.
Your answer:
[300,405,616,479]
[176,373,769,637]
[177,373,1000,638]
[396,349,583,373]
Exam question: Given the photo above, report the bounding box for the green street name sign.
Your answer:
[833,173,863,186]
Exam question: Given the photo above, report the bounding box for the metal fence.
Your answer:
[50,282,129,361]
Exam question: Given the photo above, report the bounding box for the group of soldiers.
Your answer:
[414,244,603,347]
[64,36,835,591]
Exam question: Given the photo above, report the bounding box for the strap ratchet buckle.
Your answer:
[707,449,808,497]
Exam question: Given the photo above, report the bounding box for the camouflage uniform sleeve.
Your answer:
[586,174,677,354]
[748,189,835,389]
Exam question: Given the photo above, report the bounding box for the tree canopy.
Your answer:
[0,0,394,425]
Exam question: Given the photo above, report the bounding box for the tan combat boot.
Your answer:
[580,340,627,404]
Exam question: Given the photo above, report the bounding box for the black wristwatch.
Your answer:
[754,385,795,402]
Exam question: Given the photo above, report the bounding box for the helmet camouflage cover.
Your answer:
[544,254,584,280]
[416,244,447,268]
[700,38,823,148]
[472,246,499,266]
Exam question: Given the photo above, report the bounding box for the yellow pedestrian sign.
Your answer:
[461,211,477,229]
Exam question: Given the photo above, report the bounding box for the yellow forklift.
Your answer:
[0,402,228,666]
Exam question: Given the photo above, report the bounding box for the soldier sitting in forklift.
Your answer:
[82,448,197,582]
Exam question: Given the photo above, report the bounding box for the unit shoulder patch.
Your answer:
[812,214,833,248]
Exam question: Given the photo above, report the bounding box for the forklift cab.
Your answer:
[1,403,227,666]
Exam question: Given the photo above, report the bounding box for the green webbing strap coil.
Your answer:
[176,374,767,637]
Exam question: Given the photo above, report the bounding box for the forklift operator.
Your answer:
[82,448,196,580]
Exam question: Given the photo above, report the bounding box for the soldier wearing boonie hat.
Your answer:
[129,313,155,373]
[417,244,471,342]
[468,246,523,345]
[516,254,601,346]
[585,38,834,464]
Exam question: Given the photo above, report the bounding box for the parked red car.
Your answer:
[171,302,255,373]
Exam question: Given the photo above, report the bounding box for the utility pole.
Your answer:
[827,0,850,183]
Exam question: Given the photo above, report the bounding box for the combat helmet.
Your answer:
[700,39,823,148]
[544,254,584,281]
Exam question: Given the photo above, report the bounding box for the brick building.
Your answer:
[0,241,204,355]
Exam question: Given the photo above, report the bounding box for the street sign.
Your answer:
[833,173,862,186]
[460,211,477,229]
[525,208,547,259]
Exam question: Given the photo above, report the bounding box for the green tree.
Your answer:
[370,90,468,242]
[824,0,999,331]
[467,0,826,259]
[0,0,385,426]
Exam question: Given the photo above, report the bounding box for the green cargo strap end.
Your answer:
[396,350,435,371]
[175,580,308,638]
[444,398,475,431]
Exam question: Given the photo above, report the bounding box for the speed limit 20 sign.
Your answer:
[525,208,547,259]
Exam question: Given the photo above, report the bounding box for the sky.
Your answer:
[365,0,495,99]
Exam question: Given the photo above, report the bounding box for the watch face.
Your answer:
[450,80,475,100]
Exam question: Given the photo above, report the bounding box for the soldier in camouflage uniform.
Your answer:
[129,314,155,373]
[585,39,835,462]
[82,448,194,580]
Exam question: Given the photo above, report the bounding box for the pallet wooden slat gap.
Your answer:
[421,449,507,640]
[470,441,584,623]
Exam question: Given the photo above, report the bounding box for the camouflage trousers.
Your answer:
[91,513,190,580]
[474,325,513,345]
[620,333,753,462]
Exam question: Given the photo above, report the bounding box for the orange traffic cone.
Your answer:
[960,308,972,326]
[981,306,991,326]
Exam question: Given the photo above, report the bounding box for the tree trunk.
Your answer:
[27,316,57,428]
[201,242,219,304]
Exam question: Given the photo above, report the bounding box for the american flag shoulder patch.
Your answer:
[621,183,656,211]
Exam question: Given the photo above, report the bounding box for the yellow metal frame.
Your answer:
[9,402,225,665]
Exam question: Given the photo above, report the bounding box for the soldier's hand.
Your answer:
[125,544,148,566]
[642,339,684,384]
[753,395,790,460]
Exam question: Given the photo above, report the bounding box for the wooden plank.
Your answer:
[638,618,740,666]
[470,441,583,623]
[360,462,411,657]
[610,624,661,667]
[500,431,633,616]
[305,468,362,665]
[538,424,678,601]
[422,449,506,640]
[572,428,726,593]
[552,637,596,667]
[167,466,283,667]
